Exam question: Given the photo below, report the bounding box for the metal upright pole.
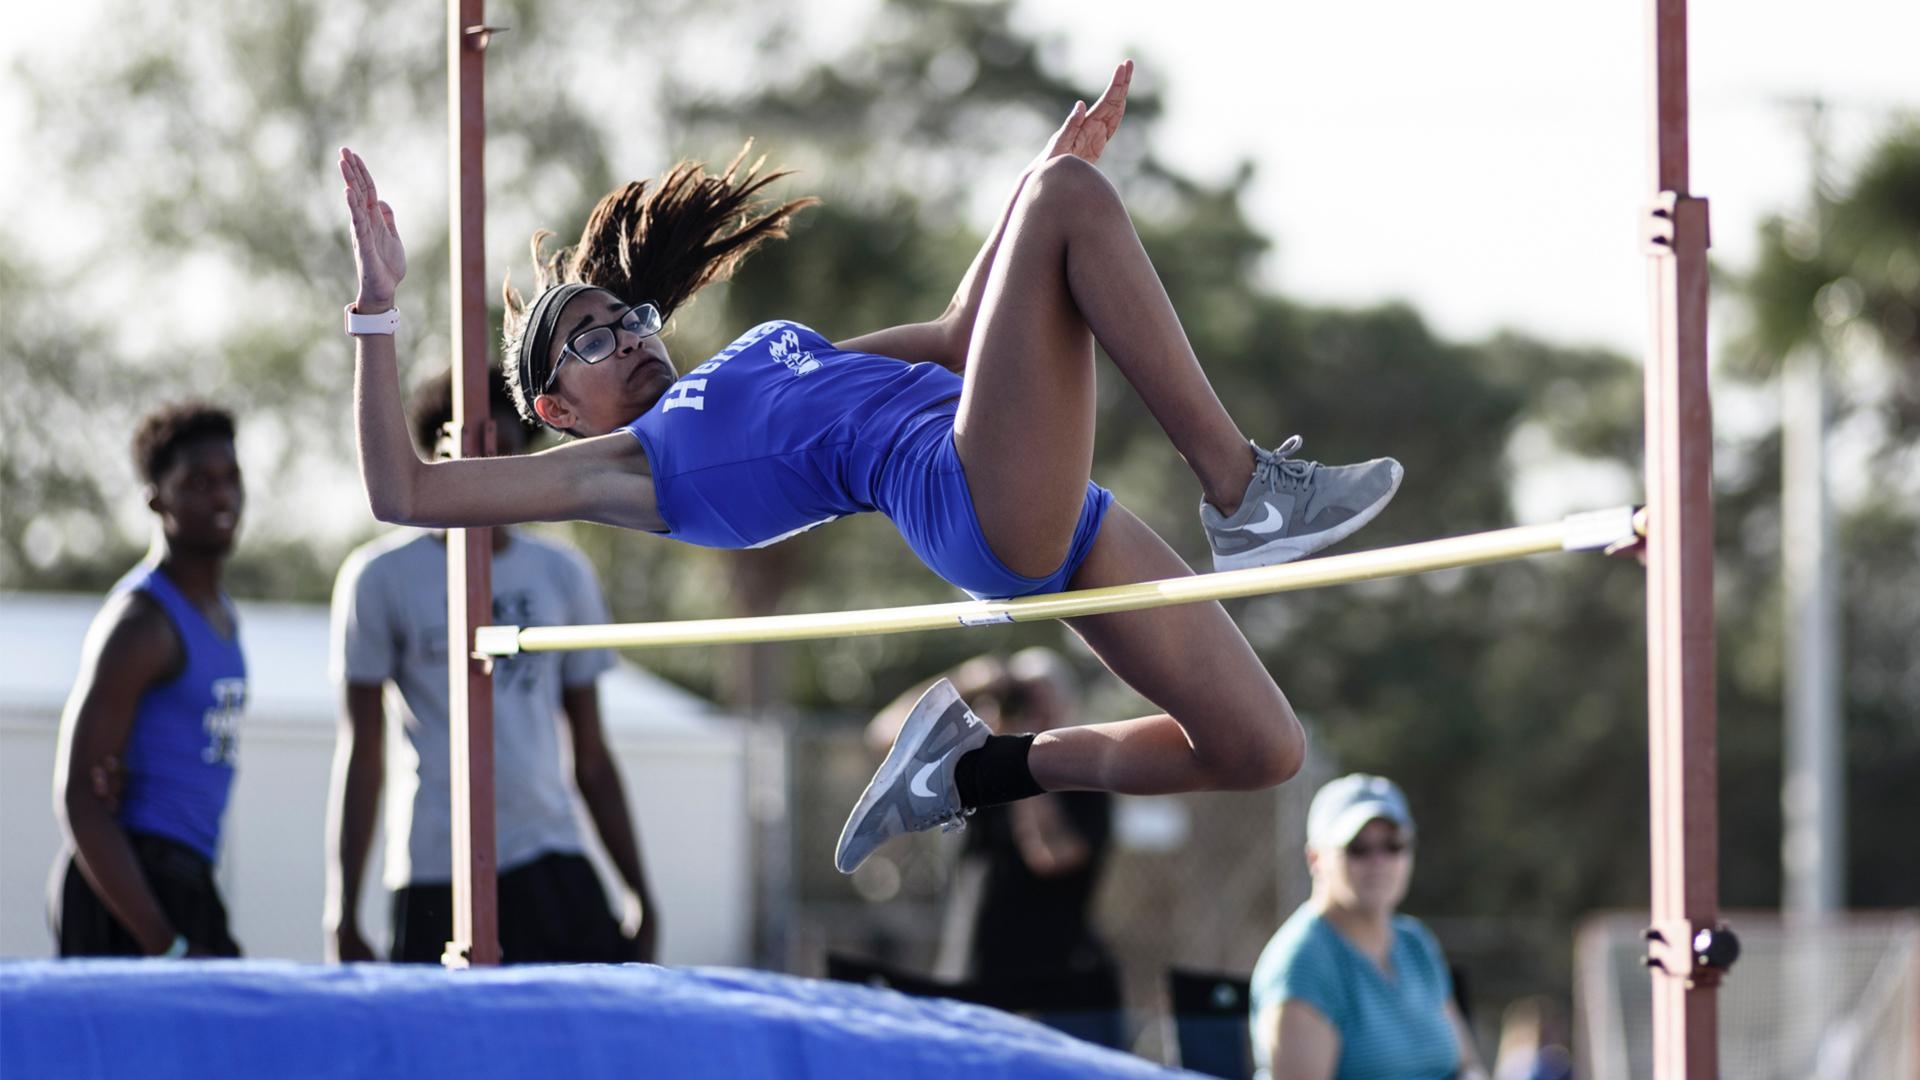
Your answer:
[442,0,500,969]
[1782,344,1844,916]
[1780,100,1845,922]
[1641,0,1729,1073]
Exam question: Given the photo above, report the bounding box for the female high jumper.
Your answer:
[338,60,1401,874]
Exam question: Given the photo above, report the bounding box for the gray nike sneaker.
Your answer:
[834,678,989,875]
[1200,435,1404,571]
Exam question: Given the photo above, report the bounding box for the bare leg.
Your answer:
[954,155,1257,577]
[832,504,1300,877]
[1027,505,1304,793]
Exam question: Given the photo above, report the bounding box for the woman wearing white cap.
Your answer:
[1250,774,1486,1080]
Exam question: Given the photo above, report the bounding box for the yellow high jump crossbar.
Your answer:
[475,506,1643,656]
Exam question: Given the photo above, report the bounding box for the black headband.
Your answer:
[517,282,594,413]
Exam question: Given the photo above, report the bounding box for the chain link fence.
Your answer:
[1576,910,1920,1079]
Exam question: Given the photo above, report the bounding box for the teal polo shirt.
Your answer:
[1249,903,1460,1080]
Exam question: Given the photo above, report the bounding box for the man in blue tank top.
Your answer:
[51,403,247,958]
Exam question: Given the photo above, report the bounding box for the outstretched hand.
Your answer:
[1037,59,1133,166]
[339,147,406,308]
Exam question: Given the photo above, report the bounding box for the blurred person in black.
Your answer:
[869,648,1114,983]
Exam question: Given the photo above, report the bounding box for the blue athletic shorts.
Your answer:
[880,410,1114,601]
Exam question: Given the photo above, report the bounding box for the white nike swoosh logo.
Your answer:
[1242,503,1288,536]
[911,750,956,799]
[746,515,839,549]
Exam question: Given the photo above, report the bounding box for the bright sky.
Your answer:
[1011,0,1920,354]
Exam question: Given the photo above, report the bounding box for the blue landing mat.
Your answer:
[0,960,1193,1079]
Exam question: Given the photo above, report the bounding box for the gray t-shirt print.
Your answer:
[330,530,616,888]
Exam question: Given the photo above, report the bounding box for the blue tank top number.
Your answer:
[201,677,246,766]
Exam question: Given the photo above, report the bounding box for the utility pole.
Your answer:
[1776,94,1847,1075]
[1777,96,1846,921]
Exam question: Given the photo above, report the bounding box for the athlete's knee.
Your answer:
[1263,715,1308,786]
[1203,702,1305,791]
[1026,155,1124,221]
[1225,739,1305,791]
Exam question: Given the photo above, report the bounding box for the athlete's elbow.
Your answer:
[364,485,412,526]
[58,774,109,832]
[364,458,436,525]
[359,446,441,525]
[56,779,82,824]
[365,471,434,526]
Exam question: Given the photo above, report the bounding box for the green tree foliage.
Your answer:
[0,244,130,586]
[1727,121,1920,444]
[1730,124,1920,366]
[0,0,716,595]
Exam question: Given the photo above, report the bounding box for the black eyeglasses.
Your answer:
[544,302,664,393]
[1344,839,1411,860]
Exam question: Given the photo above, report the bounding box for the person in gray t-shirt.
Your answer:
[324,367,658,964]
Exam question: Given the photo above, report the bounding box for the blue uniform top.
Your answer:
[111,563,247,861]
[623,321,964,550]
[1249,903,1460,1080]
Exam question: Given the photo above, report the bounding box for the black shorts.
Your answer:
[390,851,627,964]
[51,832,242,958]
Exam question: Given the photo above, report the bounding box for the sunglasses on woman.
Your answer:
[1344,839,1410,860]
[544,302,664,393]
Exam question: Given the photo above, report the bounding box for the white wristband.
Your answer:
[345,304,401,336]
[153,933,188,959]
